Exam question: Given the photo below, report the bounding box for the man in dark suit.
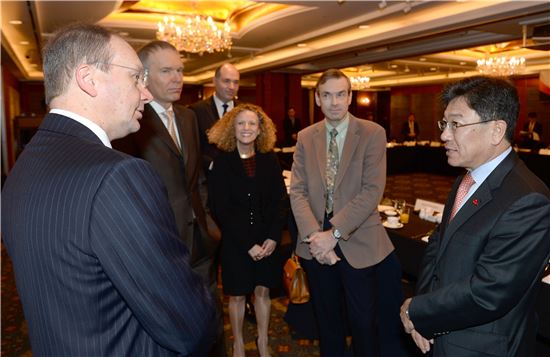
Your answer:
[400,76,550,356]
[283,106,302,146]
[1,24,215,356]
[189,63,240,172]
[520,111,543,149]
[401,113,420,141]
[290,69,407,356]
[112,40,225,357]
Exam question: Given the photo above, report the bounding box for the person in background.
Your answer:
[400,76,550,356]
[520,111,543,149]
[401,112,419,141]
[283,106,302,146]
[190,63,240,172]
[1,24,215,356]
[112,40,224,357]
[207,103,288,357]
[290,69,408,356]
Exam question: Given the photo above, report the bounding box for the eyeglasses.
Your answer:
[437,119,495,132]
[93,62,148,87]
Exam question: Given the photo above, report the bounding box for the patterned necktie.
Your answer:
[222,103,228,116]
[164,109,181,151]
[325,128,339,214]
[450,172,475,220]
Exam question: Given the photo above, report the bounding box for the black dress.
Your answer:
[208,150,288,295]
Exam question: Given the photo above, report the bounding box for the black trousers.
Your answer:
[300,215,409,356]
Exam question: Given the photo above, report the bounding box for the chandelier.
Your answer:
[350,76,370,90]
[157,15,232,55]
[476,56,526,76]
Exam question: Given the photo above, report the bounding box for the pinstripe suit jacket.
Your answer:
[1,113,215,356]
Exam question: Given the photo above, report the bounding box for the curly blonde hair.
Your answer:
[207,103,277,153]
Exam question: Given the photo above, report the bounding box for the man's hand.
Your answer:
[316,249,341,265]
[401,298,434,353]
[400,298,414,334]
[305,230,337,259]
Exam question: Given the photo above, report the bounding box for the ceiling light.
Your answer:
[297,43,307,47]
[19,41,30,45]
[390,64,398,68]
[430,67,437,71]
[9,20,23,25]
[459,61,466,65]
[419,57,426,61]
[476,56,525,76]
[157,15,232,55]
[404,65,410,73]
[359,25,370,29]
[350,76,370,90]
[378,1,387,9]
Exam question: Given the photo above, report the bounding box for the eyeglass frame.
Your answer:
[437,119,496,132]
[92,62,149,87]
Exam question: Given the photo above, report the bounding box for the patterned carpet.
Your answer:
[1,172,453,357]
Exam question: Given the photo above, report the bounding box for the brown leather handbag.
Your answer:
[283,254,310,304]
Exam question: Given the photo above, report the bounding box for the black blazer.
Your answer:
[189,96,239,172]
[208,150,288,251]
[410,150,550,356]
[2,113,215,355]
[113,104,219,269]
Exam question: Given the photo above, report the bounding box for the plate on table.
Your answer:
[383,221,404,229]
[378,205,394,212]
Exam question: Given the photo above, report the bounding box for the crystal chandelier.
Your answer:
[157,15,232,55]
[476,56,526,76]
[350,76,370,90]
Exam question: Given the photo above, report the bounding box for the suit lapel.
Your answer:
[144,104,183,159]
[335,116,359,190]
[313,123,328,189]
[173,107,189,165]
[209,97,220,120]
[436,151,518,262]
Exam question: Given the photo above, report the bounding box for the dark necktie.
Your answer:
[222,103,228,116]
[325,128,339,214]
[450,172,475,220]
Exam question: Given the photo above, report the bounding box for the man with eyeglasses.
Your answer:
[290,69,408,356]
[113,40,225,357]
[400,76,550,356]
[1,24,215,355]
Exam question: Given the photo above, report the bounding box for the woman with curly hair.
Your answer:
[207,103,288,357]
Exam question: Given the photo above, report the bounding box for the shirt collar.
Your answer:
[470,146,512,185]
[49,108,111,148]
[324,112,350,133]
[149,100,172,116]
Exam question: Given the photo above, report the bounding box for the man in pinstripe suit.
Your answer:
[1,24,215,356]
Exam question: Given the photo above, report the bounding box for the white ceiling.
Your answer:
[2,0,549,87]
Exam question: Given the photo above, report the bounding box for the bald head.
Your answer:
[213,63,240,103]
